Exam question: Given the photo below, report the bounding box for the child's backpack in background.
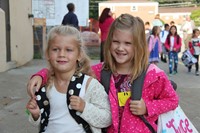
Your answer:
[181,50,197,67]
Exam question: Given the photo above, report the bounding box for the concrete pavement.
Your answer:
[0,59,199,133]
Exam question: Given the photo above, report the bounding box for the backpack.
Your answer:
[161,30,165,38]
[35,74,93,133]
[147,35,152,45]
[181,50,197,67]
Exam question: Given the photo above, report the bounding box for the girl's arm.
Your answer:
[144,71,179,117]
[164,38,170,51]
[26,99,41,126]
[27,68,49,98]
[80,78,112,128]
[188,41,193,48]
[28,115,41,127]
[158,39,162,53]
[148,35,154,52]
[177,37,182,51]
[197,40,200,47]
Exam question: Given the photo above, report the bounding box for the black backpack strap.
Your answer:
[100,69,112,94]
[131,69,146,100]
[139,116,156,133]
[131,65,156,133]
[35,86,50,133]
[170,80,177,91]
[66,74,92,133]
[100,68,111,133]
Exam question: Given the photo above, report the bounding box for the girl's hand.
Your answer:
[27,76,43,98]
[69,95,85,112]
[130,98,147,115]
[173,48,176,51]
[26,98,40,121]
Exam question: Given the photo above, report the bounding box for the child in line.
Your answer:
[26,25,111,133]
[188,28,200,76]
[159,23,170,63]
[148,26,162,65]
[164,25,182,76]
[145,21,152,43]
[27,14,178,133]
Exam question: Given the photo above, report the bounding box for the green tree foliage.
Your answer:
[191,9,200,26]
[153,0,193,2]
[89,0,107,20]
[152,0,198,4]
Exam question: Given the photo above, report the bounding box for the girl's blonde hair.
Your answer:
[46,25,93,89]
[103,14,149,82]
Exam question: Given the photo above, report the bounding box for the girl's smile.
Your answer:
[110,29,134,73]
[47,35,80,74]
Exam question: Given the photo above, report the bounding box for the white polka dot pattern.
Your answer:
[32,68,111,133]
[36,95,41,101]
[76,83,82,89]
[41,87,45,92]
[40,108,44,114]
[71,76,76,81]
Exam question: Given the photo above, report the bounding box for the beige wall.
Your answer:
[10,0,33,66]
[0,0,33,72]
[0,9,7,71]
[99,2,159,24]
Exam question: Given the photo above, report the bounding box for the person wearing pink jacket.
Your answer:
[27,14,178,133]
[164,25,182,76]
[99,8,114,62]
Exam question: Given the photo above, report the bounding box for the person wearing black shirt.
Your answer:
[62,3,79,29]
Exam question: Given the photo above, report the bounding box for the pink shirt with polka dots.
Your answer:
[92,63,179,133]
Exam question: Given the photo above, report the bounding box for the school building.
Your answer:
[99,0,199,27]
[0,0,33,72]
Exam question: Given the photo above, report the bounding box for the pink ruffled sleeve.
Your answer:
[148,36,154,52]
[31,68,49,86]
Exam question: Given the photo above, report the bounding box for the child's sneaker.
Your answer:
[168,73,173,77]
[172,71,177,75]
[195,71,199,76]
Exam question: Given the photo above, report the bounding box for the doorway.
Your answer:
[0,0,11,61]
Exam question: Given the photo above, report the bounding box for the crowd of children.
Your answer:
[146,18,200,76]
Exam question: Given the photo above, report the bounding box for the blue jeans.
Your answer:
[168,51,178,74]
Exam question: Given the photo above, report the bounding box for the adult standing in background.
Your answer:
[152,14,164,28]
[62,3,79,29]
[99,8,114,62]
[170,21,175,27]
[181,15,195,49]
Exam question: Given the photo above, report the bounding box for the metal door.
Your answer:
[0,0,11,61]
